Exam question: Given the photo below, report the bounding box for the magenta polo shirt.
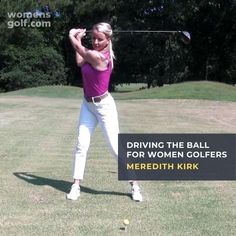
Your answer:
[81,52,112,97]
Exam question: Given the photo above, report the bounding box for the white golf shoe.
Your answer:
[131,185,143,202]
[66,184,80,200]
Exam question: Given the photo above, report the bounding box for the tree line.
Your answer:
[0,0,235,92]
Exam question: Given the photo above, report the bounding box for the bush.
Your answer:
[0,45,67,92]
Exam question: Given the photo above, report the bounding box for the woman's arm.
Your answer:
[75,33,86,67]
[69,29,85,67]
[69,29,101,68]
[75,52,84,67]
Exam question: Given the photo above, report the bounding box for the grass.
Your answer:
[1,85,84,99]
[1,81,236,101]
[112,81,236,101]
[0,83,236,235]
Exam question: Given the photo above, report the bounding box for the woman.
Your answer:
[67,22,142,202]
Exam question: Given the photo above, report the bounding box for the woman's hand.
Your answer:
[69,28,79,37]
[69,28,86,39]
[76,29,86,39]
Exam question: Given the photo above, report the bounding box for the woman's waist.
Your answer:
[83,80,109,96]
[84,84,109,94]
[84,91,109,103]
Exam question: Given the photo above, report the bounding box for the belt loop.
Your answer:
[92,97,95,103]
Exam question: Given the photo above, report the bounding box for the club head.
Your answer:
[181,31,191,44]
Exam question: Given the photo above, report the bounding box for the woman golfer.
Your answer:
[67,22,142,202]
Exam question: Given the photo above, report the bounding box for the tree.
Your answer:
[0,44,67,91]
[110,0,191,87]
[1,0,235,92]
[182,0,236,83]
[0,0,68,91]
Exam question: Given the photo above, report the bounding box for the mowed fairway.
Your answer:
[1,84,236,235]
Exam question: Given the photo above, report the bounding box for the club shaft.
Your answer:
[85,30,191,41]
[115,30,182,33]
[87,30,183,33]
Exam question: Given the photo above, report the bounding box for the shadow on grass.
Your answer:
[13,172,130,198]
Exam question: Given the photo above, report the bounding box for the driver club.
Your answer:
[86,30,191,43]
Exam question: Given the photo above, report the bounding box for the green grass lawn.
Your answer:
[113,81,236,101]
[0,82,236,235]
[2,81,236,101]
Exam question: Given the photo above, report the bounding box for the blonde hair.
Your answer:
[92,22,115,69]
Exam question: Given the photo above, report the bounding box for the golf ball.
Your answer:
[123,219,129,225]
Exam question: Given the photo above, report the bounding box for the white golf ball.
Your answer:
[123,219,129,225]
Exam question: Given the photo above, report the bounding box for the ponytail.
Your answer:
[92,22,116,69]
[109,40,115,69]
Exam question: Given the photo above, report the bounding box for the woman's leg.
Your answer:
[95,94,143,201]
[67,100,98,200]
[73,100,98,180]
[91,94,119,159]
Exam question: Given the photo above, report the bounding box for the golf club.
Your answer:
[86,30,191,43]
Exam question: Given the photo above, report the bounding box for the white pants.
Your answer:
[73,93,119,180]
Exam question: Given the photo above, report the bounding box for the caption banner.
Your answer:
[118,133,236,180]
